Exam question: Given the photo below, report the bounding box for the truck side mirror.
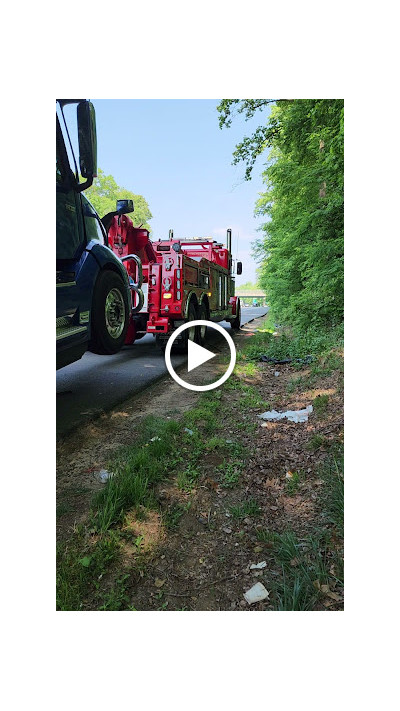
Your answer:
[77,101,97,183]
[116,199,134,215]
[237,261,243,275]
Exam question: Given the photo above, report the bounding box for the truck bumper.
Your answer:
[146,317,170,334]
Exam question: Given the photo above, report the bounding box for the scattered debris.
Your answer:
[285,471,294,479]
[250,561,267,570]
[94,468,113,483]
[258,405,313,424]
[184,428,194,435]
[274,371,280,377]
[150,436,161,442]
[223,527,232,534]
[244,582,270,604]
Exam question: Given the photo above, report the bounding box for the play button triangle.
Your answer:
[187,340,216,373]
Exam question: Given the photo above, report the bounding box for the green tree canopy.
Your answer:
[218,99,344,332]
[236,280,260,291]
[86,169,152,231]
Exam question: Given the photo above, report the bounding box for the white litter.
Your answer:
[96,469,113,483]
[274,371,280,377]
[244,582,270,604]
[150,436,161,442]
[258,405,313,423]
[184,428,194,435]
[250,561,267,570]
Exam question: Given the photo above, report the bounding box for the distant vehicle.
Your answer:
[56,100,134,369]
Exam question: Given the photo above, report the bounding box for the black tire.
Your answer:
[172,301,198,353]
[89,270,130,355]
[197,302,208,345]
[230,299,241,330]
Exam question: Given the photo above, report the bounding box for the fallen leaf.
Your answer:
[290,558,300,567]
[154,578,165,588]
[254,546,263,553]
[323,588,341,601]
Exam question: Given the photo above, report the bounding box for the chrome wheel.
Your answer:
[105,288,126,339]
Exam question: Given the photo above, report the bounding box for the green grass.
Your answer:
[311,350,343,377]
[234,361,257,377]
[90,416,184,533]
[258,446,344,611]
[256,528,276,544]
[163,502,187,530]
[183,392,222,434]
[285,471,301,495]
[97,573,132,611]
[56,502,74,518]
[177,464,200,491]
[321,445,344,530]
[56,529,121,611]
[268,531,332,611]
[286,376,307,393]
[224,379,269,409]
[219,461,242,488]
[241,321,343,364]
[57,399,251,610]
[313,393,330,414]
[229,498,260,519]
[307,434,329,451]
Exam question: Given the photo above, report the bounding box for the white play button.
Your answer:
[164,320,236,392]
[187,340,216,372]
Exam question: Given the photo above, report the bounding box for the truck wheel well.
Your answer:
[200,295,210,318]
[186,293,199,316]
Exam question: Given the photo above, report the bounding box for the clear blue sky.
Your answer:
[91,99,269,286]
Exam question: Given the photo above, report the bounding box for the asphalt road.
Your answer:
[56,306,269,438]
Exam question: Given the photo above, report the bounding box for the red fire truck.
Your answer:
[107,212,242,351]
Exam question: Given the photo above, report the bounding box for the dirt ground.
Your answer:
[57,316,344,610]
